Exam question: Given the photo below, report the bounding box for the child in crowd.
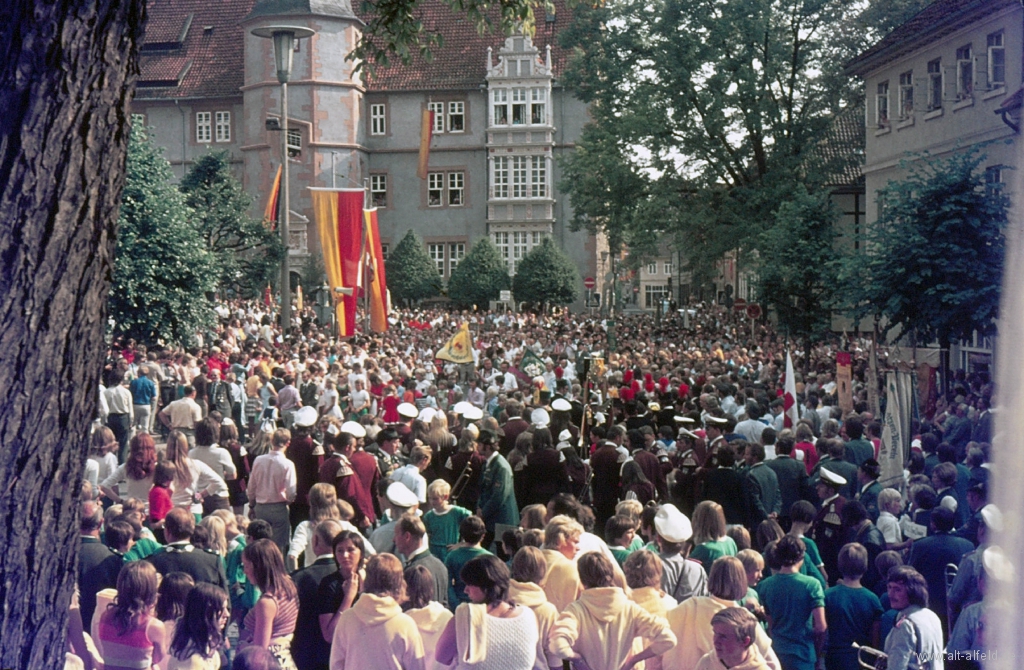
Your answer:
[737,548,767,623]
[823,543,884,670]
[422,479,471,563]
[876,488,910,551]
[148,462,176,542]
[606,514,641,566]
[788,500,828,584]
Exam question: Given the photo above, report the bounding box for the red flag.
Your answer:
[263,165,282,229]
[783,351,799,429]
[311,189,364,337]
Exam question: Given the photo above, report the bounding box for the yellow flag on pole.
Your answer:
[435,323,474,364]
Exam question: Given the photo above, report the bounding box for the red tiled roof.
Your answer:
[846,0,1019,76]
[139,56,193,87]
[136,0,255,99]
[805,106,865,189]
[363,0,574,91]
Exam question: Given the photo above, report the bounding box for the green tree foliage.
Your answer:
[513,237,580,307]
[837,149,1007,346]
[179,151,284,298]
[858,0,932,39]
[558,0,867,284]
[755,187,840,347]
[110,125,217,345]
[386,230,442,305]
[447,237,510,308]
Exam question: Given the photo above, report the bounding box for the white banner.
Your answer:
[878,370,915,490]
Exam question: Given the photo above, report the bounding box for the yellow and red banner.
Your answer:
[436,323,474,364]
[417,109,434,180]
[311,188,364,336]
[363,208,389,333]
[263,164,282,229]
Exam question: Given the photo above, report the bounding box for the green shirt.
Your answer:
[423,505,472,563]
[757,572,825,670]
[444,545,491,610]
[124,537,162,562]
[690,536,738,572]
[609,536,645,566]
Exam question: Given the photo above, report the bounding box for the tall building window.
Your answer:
[898,72,913,118]
[286,128,301,156]
[664,261,673,275]
[427,173,445,207]
[530,156,547,197]
[448,172,464,206]
[492,230,544,274]
[492,89,509,126]
[511,88,528,125]
[988,32,1005,87]
[875,81,889,126]
[448,101,465,132]
[647,262,657,275]
[985,166,1004,197]
[531,88,546,125]
[449,242,465,272]
[428,102,445,133]
[956,45,973,99]
[428,243,445,275]
[928,59,942,110]
[493,232,510,268]
[215,111,231,142]
[370,104,386,135]
[511,156,528,198]
[645,285,670,309]
[493,157,509,198]
[370,174,387,208]
[196,112,212,142]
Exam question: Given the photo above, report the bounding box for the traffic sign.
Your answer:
[746,303,762,320]
[499,290,511,302]
[583,276,596,290]
[733,298,747,311]
[633,285,640,294]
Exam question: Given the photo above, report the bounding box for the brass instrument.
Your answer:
[450,458,474,504]
[853,642,887,670]
[945,562,959,592]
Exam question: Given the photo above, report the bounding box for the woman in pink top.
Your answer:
[240,539,300,670]
[96,561,166,670]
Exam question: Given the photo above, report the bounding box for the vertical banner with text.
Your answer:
[836,351,853,414]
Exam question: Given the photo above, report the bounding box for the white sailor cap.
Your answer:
[293,406,318,428]
[558,429,572,442]
[341,421,366,438]
[462,405,484,421]
[531,408,550,429]
[705,416,729,426]
[452,401,474,415]
[386,482,418,508]
[820,468,847,487]
[654,504,692,543]
[981,504,1003,532]
[674,415,695,424]
[418,407,437,423]
[397,403,419,419]
[551,398,572,412]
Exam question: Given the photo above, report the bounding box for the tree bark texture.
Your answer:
[0,1,144,668]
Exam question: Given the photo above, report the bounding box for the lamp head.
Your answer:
[251,25,316,83]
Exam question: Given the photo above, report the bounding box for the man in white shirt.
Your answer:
[104,376,134,461]
[247,428,297,553]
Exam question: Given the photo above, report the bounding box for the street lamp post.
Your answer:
[251,25,315,336]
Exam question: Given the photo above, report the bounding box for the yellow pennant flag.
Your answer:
[435,323,475,364]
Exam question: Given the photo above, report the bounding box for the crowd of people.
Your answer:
[70,299,999,670]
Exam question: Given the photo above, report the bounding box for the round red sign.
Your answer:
[583,277,596,290]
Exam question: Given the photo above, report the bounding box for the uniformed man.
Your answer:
[811,468,848,586]
[855,458,884,522]
[670,421,701,516]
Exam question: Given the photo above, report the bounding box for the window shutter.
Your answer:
[974,54,988,92]
[943,68,957,101]
[913,77,928,113]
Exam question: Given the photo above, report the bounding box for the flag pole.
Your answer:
[361,178,370,333]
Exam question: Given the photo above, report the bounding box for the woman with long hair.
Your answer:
[287,482,341,571]
[330,553,426,670]
[198,515,229,560]
[436,554,540,670]
[239,539,300,669]
[317,530,367,643]
[404,564,454,670]
[219,418,249,515]
[164,429,229,518]
[100,432,158,508]
[96,561,166,670]
[167,583,230,670]
[89,426,120,488]
[689,501,738,572]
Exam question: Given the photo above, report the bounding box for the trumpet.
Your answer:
[852,642,887,670]
[450,458,473,504]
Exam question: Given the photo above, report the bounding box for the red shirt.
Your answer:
[149,485,173,523]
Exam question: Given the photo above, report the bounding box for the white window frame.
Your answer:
[370,174,387,208]
[448,101,465,133]
[492,89,509,127]
[286,128,301,155]
[511,88,528,126]
[511,156,529,198]
[956,45,973,99]
[428,102,445,133]
[370,103,387,135]
[493,231,510,269]
[428,243,445,276]
[427,172,445,207]
[988,32,1005,87]
[531,88,546,125]
[647,262,657,275]
[927,59,942,110]
[448,172,464,206]
[530,156,547,198]
[645,285,670,309]
[875,81,889,126]
[449,242,465,272]
[215,111,231,142]
[196,111,212,143]
[664,261,673,275]
[493,157,509,198]
[898,71,913,119]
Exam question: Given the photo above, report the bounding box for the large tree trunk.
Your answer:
[0,1,144,667]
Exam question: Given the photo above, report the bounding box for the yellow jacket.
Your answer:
[549,587,676,670]
[662,596,779,670]
[330,593,426,670]
[541,549,581,612]
[510,579,561,669]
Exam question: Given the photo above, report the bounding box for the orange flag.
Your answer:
[311,188,364,337]
[417,109,433,179]
[364,207,389,332]
[263,164,282,229]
